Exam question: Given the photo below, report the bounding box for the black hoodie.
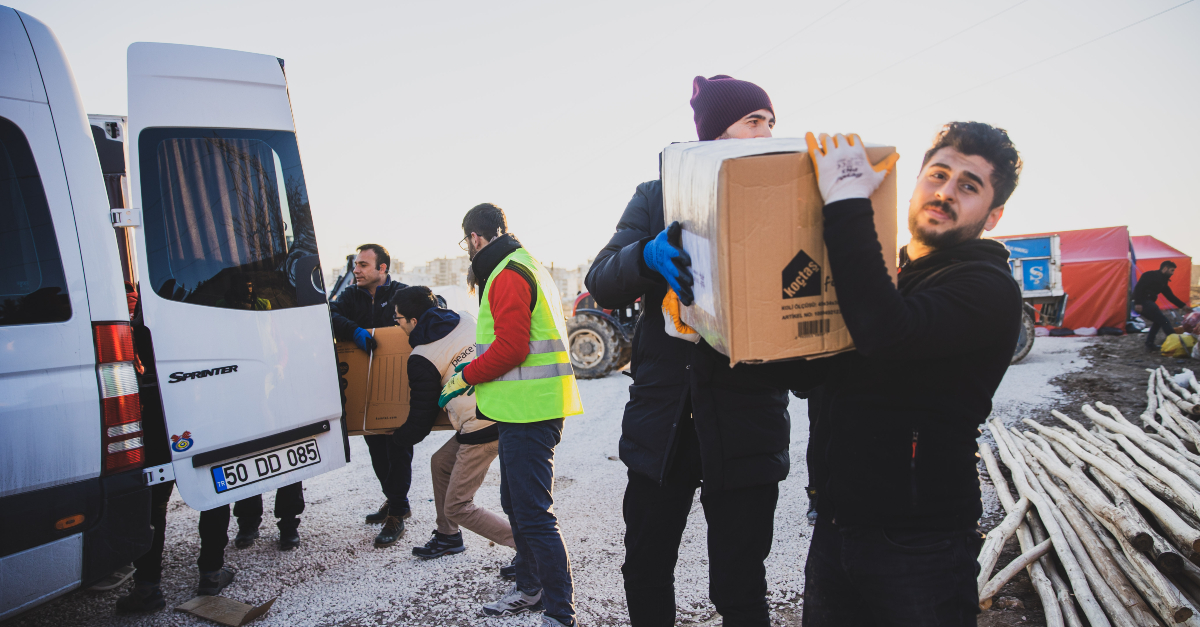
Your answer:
[392,307,499,446]
[807,198,1022,530]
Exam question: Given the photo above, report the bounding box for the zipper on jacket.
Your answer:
[910,430,919,508]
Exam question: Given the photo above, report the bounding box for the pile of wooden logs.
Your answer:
[978,367,1200,626]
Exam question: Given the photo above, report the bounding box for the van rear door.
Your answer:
[126,43,345,509]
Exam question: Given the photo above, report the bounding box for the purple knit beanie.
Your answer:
[690,75,774,141]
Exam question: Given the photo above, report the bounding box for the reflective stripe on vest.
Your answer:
[474,247,583,423]
[492,362,575,382]
[477,338,567,359]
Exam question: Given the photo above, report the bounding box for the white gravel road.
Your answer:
[6,338,1091,627]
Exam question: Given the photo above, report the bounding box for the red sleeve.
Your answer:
[463,268,532,385]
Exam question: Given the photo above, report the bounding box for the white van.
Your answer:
[0,6,347,619]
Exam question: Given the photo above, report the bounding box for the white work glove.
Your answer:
[805,132,899,204]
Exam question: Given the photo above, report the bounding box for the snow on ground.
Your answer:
[8,338,1091,627]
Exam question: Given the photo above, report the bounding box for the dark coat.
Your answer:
[586,180,803,491]
[329,276,408,340]
[807,198,1023,530]
[1133,269,1186,308]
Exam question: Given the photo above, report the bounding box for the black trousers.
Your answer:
[364,433,390,493]
[621,418,779,627]
[133,482,234,583]
[1140,300,1174,346]
[384,434,414,514]
[802,513,982,627]
[365,433,413,514]
[234,481,305,533]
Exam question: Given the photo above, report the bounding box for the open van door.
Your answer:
[126,43,345,509]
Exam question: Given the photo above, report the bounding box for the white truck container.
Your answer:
[0,6,347,619]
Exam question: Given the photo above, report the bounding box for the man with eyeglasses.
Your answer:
[329,243,414,544]
[442,203,583,627]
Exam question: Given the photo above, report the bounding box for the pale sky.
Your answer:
[15,0,1200,274]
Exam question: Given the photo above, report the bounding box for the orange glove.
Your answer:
[805,132,899,204]
[662,288,700,344]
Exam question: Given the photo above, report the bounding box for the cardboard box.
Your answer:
[336,326,452,435]
[175,596,275,626]
[662,137,897,365]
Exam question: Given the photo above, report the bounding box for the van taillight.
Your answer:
[95,322,143,475]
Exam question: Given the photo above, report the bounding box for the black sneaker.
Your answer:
[365,500,390,524]
[234,528,260,549]
[115,583,165,612]
[412,530,465,559]
[374,515,405,547]
[500,557,517,580]
[279,528,300,551]
[197,567,235,596]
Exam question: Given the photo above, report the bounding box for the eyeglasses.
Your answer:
[459,235,470,252]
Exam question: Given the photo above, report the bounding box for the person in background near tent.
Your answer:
[441,203,582,627]
[585,75,817,627]
[1133,260,1193,350]
[801,123,1022,626]
[329,243,412,542]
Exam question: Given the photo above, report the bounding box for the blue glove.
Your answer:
[643,221,694,306]
[353,327,377,352]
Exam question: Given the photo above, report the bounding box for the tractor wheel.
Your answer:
[1012,306,1036,364]
[567,313,622,379]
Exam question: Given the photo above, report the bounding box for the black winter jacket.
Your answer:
[586,180,802,490]
[1133,270,1186,308]
[393,308,499,447]
[329,276,408,340]
[807,198,1022,530]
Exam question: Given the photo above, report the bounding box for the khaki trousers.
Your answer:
[431,436,515,547]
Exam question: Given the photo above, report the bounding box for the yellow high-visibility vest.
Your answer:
[475,247,583,422]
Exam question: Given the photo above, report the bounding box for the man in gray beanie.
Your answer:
[585,76,804,626]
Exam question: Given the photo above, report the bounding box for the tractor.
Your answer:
[567,293,640,378]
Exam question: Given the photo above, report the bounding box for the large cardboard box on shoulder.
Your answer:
[662,137,897,365]
[336,326,452,435]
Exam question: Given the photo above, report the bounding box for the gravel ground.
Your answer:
[6,338,1091,627]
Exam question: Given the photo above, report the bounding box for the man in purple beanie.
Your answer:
[690,74,775,141]
[586,75,807,626]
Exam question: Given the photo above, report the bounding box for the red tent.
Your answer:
[1132,235,1192,310]
[997,226,1133,330]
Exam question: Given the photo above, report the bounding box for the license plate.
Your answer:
[211,439,320,494]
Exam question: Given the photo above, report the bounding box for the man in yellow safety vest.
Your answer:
[439,203,583,627]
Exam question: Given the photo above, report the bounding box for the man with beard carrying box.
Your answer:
[800,123,1024,626]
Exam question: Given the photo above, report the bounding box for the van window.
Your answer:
[0,116,71,326]
[138,128,322,310]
